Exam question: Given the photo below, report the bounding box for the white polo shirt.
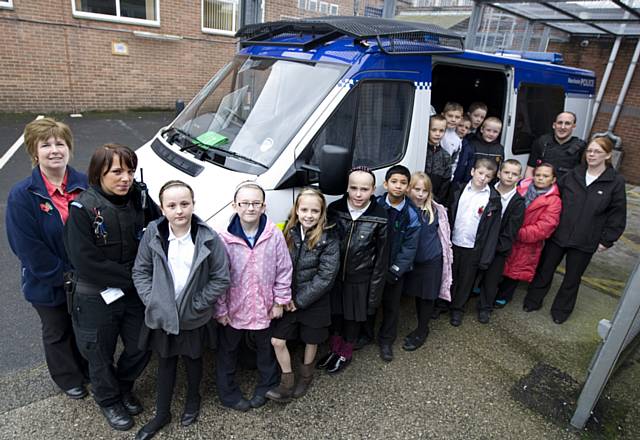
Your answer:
[348,200,371,220]
[496,182,517,216]
[452,183,491,248]
[167,227,195,299]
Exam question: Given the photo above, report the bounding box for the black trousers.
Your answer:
[154,356,203,418]
[450,246,481,312]
[414,297,434,337]
[32,303,87,390]
[216,325,279,407]
[478,254,507,312]
[496,277,520,303]
[367,279,405,346]
[524,241,594,321]
[72,290,150,407]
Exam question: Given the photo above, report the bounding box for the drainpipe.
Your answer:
[608,37,640,132]
[588,37,621,134]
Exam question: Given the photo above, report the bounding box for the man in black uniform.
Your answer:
[525,111,586,179]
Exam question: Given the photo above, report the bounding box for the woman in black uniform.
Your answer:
[64,144,159,431]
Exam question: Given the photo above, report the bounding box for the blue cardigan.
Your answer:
[6,166,88,306]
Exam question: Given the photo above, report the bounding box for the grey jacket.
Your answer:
[133,216,230,335]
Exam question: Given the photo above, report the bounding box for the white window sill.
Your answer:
[72,11,160,28]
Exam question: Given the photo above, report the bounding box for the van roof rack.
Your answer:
[236,16,464,55]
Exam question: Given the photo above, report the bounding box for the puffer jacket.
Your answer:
[132,215,230,335]
[328,194,389,314]
[433,202,453,301]
[286,224,340,327]
[215,215,293,330]
[503,179,562,282]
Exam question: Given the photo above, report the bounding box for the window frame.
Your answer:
[319,1,329,14]
[308,0,318,12]
[298,0,306,10]
[329,4,339,15]
[71,0,160,27]
[0,0,13,10]
[201,0,241,36]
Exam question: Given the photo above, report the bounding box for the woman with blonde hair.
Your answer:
[402,172,453,351]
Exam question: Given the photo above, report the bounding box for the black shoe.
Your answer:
[315,352,338,370]
[228,398,251,412]
[430,308,444,320]
[135,415,171,440]
[181,408,199,427]
[379,344,393,362]
[64,386,87,400]
[450,311,463,327]
[523,304,538,313]
[249,394,267,409]
[552,315,567,325]
[326,355,350,374]
[100,402,134,431]
[354,336,372,351]
[402,334,426,352]
[478,310,490,324]
[122,392,143,416]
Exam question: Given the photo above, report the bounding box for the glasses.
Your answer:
[236,202,263,208]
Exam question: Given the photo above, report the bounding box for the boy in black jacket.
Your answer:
[448,158,502,327]
[368,165,421,362]
[477,159,526,323]
[453,117,505,186]
[425,114,452,205]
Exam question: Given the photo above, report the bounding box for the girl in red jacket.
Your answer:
[495,163,562,307]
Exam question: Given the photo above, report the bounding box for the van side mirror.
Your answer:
[319,144,351,195]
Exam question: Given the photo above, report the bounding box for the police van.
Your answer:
[135,16,595,228]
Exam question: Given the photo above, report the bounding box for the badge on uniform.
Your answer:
[100,287,125,305]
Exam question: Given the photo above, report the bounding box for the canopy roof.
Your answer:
[476,0,640,36]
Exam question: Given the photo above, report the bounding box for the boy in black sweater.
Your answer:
[424,114,452,205]
[477,159,526,323]
[369,165,421,362]
[453,117,505,186]
[448,158,502,327]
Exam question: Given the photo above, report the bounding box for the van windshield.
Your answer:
[166,56,347,172]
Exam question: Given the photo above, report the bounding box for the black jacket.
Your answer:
[449,184,502,269]
[424,143,452,204]
[64,183,161,291]
[328,195,389,313]
[287,224,340,327]
[495,191,526,255]
[377,194,421,281]
[552,165,626,253]
[527,133,586,177]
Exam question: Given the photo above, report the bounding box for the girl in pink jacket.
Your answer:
[215,182,293,412]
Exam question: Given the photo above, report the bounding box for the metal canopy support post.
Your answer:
[382,0,396,19]
[467,2,485,51]
[521,20,533,51]
[571,261,640,429]
[589,37,622,134]
[538,26,550,51]
[609,38,640,131]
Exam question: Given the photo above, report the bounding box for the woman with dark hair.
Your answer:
[64,144,160,431]
[6,117,88,400]
[523,137,627,324]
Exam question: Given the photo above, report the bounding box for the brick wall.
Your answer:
[550,37,640,184]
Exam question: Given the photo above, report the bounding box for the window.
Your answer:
[319,1,329,14]
[0,0,13,10]
[203,0,241,35]
[329,4,339,15]
[297,0,306,9]
[513,83,565,155]
[307,81,414,170]
[308,0,318,12]
[72,0,159,25]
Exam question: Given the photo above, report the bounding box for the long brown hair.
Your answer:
[283,188,327,250]
[409,172,435,224]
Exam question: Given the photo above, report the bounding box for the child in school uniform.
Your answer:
[477,160,526,323]
[496,163,562,307]
[456,115,472,140]
[467,102,488,134]
[402,172,453,351]
[372,165,421,362]
[215,182,293,412]
[441,102,464,177]
[453,117,506,186]
[133,180,230,439]
[316,167,388,374]
[425,114,453,205]
[266,189,340,402]
[448,158,502,327]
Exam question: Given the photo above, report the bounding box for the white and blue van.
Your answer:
[136,16,595,228]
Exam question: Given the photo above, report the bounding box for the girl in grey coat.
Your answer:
[132,180,230,440]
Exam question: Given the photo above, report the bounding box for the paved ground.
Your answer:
[0,112,638,439]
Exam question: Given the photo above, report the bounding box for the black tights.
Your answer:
[414,298,434,338]
[331,314,361,343]
[146,355,202,430]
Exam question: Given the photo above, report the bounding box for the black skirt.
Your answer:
[404,257,443,300]
[330,280,369,322]
[138,319,217,359]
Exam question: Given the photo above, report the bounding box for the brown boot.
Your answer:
[292,363,314,399]
[265,372,295,403]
